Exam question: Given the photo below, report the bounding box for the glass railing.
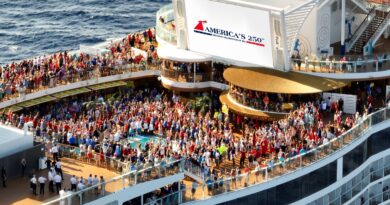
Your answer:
[1,60,161,108]
[330,162,390,204]
[291,53,390,73]
[142,108,390,204]
[0,27,160,105]
[43,158,185,205]
[156,4,177,45]
[228,92,290,114]
[161,68,211,82]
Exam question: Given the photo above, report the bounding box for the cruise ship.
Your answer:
[0,0,390,205]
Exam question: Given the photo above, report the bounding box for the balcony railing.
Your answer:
[161,69,211,83]
[141,108,390,204]
[43,158,185,205]
[291,52,390,73]
[156,4,177,45]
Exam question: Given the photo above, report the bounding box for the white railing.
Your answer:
[133,108,390,204]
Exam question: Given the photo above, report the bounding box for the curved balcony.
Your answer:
[160,68,228,92]
[291,52,390,80]
[0,64,160,112]
[156,4,177,45]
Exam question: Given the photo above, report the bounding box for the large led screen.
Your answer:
[184,0,274,67]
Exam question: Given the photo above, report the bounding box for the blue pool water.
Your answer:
[129,135,163,150]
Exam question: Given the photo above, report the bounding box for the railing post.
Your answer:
[135,170,137,184]
[376,61,379,72]
[354,62,357,72]
[79,193,83,205]
[300,156,302,168]
[122,176,125,189]
[178,180,182,203]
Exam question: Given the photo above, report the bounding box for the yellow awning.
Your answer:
[52,87,91,99]
[17,95,56,108]
[224,67,349,94]
[0,105,24,113]
[88,81,127,91]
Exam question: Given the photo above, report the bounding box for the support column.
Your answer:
[193,63,196,83]
[280,11,291,71]
[337,157,343,181]
[341,0,346,55]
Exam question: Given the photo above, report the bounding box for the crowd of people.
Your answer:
[229,85,286,112]
[2,83,373,189]
[0,28,158,102]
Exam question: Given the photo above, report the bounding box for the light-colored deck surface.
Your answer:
[0,158,118,205]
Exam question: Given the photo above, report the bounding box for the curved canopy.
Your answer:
[157,45,212,63]
[219,91,287,121]
[224,67,348,94]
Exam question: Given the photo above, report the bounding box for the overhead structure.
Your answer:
[157,45,212,62]
[224,67,349,94]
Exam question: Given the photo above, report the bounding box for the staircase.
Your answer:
[284,0,319,56]
[363,11,390,54]
[349,12,386,53]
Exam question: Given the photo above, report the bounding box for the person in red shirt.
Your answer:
[239,149,246,168]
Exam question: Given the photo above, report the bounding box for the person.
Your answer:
[59,188,66,205]
[21,158,27,177]
[70,175,77,192]
[92,175,99,195]
[30,175,37,195]
[191,181,197,199]
[1,167,6,188]
[338,98,344,112]
[77,180,85,191]
[87,174,93,192]
[38,175,47,195]
[45,158,52,170]
[55,160,64,180]
[48,169,54,193]
[54,172,62,194]
[100,176,105,196]
[52,144,59,161]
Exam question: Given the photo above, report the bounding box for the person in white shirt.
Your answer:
[87,174,93,187]
[51,144,59,161]
[70,175,77,191]
[48,170,54,193]
[77,181,85,191]
[38,176,47,195]
[55,160,63,179]
[30,175,37,195]
[54,173,62,194]
[92,175,99,195]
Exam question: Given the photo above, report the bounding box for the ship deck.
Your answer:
[0,157,118,205]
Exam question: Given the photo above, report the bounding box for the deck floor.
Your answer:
[0,157,118,205]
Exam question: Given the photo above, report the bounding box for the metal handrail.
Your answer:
[347,6,377,51]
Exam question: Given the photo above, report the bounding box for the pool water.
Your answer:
[128,135,163,150]
[127,135,180,152]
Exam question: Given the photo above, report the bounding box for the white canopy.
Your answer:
[0,125,33,158]
[157,46,212,63]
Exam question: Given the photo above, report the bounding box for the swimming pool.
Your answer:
[127,135,179,152]
[128,135,163,150]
